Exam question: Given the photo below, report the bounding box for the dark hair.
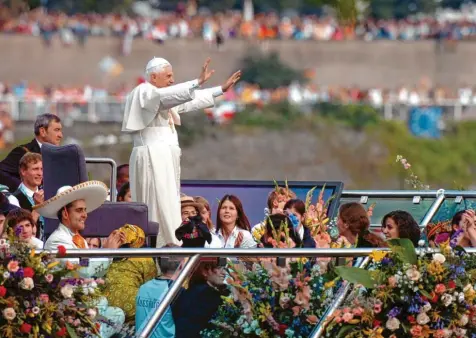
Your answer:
[339,202,370,235]
[452,210,466,227]
[189,260,219,286]
[216,195,251,232]
[117,164,129,179]
[5,208,36,235]
[117,182,130,201]
[283,199,306,217]
[382,210,421,246]
[261,213,303,248]
[57,202,74,223]
[34,114,61,136]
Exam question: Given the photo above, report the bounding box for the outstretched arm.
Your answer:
[176,70,242,114]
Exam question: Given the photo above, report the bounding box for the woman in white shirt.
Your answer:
[5,208,44,249]
[215,195,256,248]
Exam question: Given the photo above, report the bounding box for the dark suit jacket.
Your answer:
[0,139,40,192]
[302,226,317,248]
[12,189,33,212]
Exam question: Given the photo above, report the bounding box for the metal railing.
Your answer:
[42,246,476,338]
[3,97,476,122]
[85,157,117,201]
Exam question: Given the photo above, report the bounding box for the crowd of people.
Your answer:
[3,4,476,46]
[0,112,471,336]
[2,78,476,108]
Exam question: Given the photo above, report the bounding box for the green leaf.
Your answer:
[388,238,417,265]
[66,324,79,338]
[420,289,432,299]
[335,266,380,289]
[336,324,357,338]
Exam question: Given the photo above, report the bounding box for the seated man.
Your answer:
[34,181,126,338]
[13,152,45,240]
[0,113,63,192]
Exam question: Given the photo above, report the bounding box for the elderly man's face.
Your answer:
[40,121,63,146]
[150,65,175,88]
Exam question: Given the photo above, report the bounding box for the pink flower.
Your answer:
[410,325,423,337]
[342,312,354,323]
[45,274,54,283]
[388,276,397,288]
[374,301,382,314]
[7,260,19,273]
[435,284,446,294]
[352,307,364,316]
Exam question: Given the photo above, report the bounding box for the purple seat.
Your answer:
[41,143,156,239]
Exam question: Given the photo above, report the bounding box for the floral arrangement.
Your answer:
[325,238,476,338]
[0,229,104,338]
[304,186,333,249]
[202,259,337,338]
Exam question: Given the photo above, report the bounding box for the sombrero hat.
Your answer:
[33,181,108,219]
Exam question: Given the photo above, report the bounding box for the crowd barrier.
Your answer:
[1,97,475,122]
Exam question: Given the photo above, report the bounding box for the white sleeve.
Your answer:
[239,230,257,249]
[176,86,223,114]
[121,80,200,132]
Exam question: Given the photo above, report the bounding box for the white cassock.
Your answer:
[122,80,223,247]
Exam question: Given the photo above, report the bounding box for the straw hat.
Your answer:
[180,195,204,212]
[33,181,108,219]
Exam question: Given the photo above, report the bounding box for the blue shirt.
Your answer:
[135,278,175,338]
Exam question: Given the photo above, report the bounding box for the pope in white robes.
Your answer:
[121,57,241,247]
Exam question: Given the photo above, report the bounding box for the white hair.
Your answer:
[145,57,172,80]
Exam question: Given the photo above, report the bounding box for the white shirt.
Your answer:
[216,226,256,248]
[19,183,38,198]
[36,138,42,148]
[205,232,223,248]
[30,237,44,249]
[44,223,111,278]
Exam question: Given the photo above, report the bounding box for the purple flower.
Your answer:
[14,226,23,236]
[388,307,401,318]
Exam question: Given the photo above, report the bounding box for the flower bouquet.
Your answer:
[325,238,476,338]
[202,259,336,338]
[0,229,104,337]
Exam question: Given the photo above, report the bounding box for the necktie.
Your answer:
[72,233,87,249]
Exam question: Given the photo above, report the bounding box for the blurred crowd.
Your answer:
[3,5,476,45]
[2,78,476,107]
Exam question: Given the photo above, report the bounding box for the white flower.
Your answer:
[418,240,425,247]
[459,314,469,326]
[3,308,16,320]
[32,307,40,315]
[441,294,454,307]
[416,312,430,325]
[458,293,465,303]
[87,308,97,319]
[60,284,74,298]
[19,277,34,290]
[422,303,431,312]
[405,267,421,281]
[385,317,400,331]
[2,271,9,279]
[454,328,467,336]
[433,253,446,264]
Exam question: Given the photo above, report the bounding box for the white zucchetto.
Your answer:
[145,57,171,73]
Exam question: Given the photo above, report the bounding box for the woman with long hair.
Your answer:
[215,194,256,248]
[337,202,386,248]
[381,210,421,246]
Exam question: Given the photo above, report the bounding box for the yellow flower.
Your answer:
[296,257,308,264]
[369,250,387,263]
[30,249,35,257]
[46,261,60,270]
[363,327,384,338]
[324,280,335,289]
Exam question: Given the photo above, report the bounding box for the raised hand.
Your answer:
[33,189,44,205]
[198,58,215,86]
[222,70,242,92]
